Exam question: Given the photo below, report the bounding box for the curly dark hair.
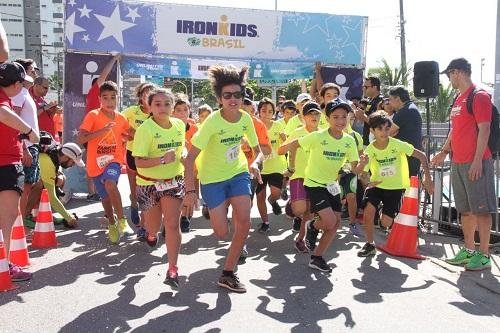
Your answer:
[207,65,248,98]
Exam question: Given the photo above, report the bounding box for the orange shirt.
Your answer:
[186,118,198,150]
[244,116,270,166]
[80,109,129,177]
[53,113,63,133]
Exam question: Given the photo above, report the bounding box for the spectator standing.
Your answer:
[30,77,60,137]
[354,77,384,146]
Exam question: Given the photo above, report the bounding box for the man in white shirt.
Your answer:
[11,59,40,226]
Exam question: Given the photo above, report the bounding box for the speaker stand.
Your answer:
[425,97,431,160]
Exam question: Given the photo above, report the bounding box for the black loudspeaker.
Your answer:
[413,61,439,98]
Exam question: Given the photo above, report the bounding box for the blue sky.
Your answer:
[149,0,497,85]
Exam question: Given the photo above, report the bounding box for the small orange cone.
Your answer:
[0,243,18,292]
[10,211,31,267]
[377,176,425,260]
[32,189,57,249]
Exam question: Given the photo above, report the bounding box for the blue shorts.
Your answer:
[92,163,121,199]
[200,172,251,209]
[23,145,40,184]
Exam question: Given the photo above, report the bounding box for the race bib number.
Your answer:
[327,181,341,196]
[226,145,240,162]
[154,178,178,192]
[379,166,397,178]
[96,155,114,169]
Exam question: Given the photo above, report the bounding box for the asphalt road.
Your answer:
[1,178,499,332]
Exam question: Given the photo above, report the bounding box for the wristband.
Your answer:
[24,128,33,136]
[287,167,295,174]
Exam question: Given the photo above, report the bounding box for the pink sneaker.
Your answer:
[9,263,32,282]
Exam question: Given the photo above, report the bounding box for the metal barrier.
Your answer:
[420,129,500,236]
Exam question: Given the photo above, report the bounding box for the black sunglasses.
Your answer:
[222,91,244,100]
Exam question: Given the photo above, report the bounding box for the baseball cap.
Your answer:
[302,101,322,115]
[61,142,85,167]
[441,58,471,74]
[296,93,311,104]
[0,62,33,86]
[281,100,297,111]
[325,98,352,116]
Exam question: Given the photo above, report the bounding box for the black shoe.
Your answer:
[280,187,288,201]
[268,198,282,215]
[305,220,319,252]
[160,225,165,238]
[357,242,376,257]
[180,216,190,233]
[292,217,302,233]
[145,232,158,248]
[86,193,100,202]
[258,222,270,233]
[164,270,179,289]
[218,273,246,293]
[202,204,210,220]
[309,256,332,273]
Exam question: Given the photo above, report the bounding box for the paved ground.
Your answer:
[1,178,499,332]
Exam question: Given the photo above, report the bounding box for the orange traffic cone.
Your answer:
[377,176,425,260]
[32,189,57,249]
[10,211,31,267]
[0,243,18,292]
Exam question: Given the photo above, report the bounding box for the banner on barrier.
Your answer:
[122,57,191,78]
[65,0,367,65]
[190,59,248,79]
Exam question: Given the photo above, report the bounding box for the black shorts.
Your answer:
[256,173,284,194]
[304,185,342,213]
[0,164,25,195]
[339,172,364,206]
[126,150,136,171]
[363,187,405,218]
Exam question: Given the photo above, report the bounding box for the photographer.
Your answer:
[39,136,83,228]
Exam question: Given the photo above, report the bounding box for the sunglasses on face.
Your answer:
[222,91,244,100]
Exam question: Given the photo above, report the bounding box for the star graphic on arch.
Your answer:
[94,5,136,47]
[287,14,305,27]
[335,50,345,61]
[67,0,76,6]
[125,6,141,23]
[302,14,331,37]
[78,4,92,19]
[65,12,85,45]
[72,128,79,137]
[326,33,342,49]
[342,19,363,55]
[342,16,352,25]
[82,34,90,43]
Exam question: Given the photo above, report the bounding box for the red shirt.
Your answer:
[85,82,100,114]
[451,85,492,163]
[0,89,23,165]
[29,86,55,136]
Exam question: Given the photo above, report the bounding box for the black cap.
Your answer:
[302,101,322,115]
[281,100,297,111]
[441,58,471,74]
[0,62,33,86]
[325,98,352,116]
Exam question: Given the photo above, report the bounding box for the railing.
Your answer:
[420,124,500,236]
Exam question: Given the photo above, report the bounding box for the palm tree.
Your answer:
[368,58,412,95]
[430,83,456,122]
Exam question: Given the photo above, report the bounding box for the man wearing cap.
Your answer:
[39,142,84,228]
[11,59,41,223]
[0,62,40,282]
[432,58,495,271]
[30,76,61,137]
[285,93,311,135]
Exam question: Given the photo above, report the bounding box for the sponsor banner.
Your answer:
[64,0,366,65]
[249,61,313,80]
[122,56,191,78]
[320,67,364,101]
[190,59,248,79]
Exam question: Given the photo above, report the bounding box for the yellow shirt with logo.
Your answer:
[284,115,304,135]
[299,129,359,188]
[132,117,185,186]
[262,121,287,175]
[364,137,414,189]
[284,126,316,180]
[123,105,150,151]
[192,110,258,184]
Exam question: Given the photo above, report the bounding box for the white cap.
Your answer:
[296,93,311,103]
[61,142,85,167]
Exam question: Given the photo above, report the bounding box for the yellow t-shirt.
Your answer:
[284,114,304,136]
[284,126,316,180]
[192,110,259,185]
[318,113,329,130]
[262,121,286,175]
[364,137,414,190]
[299,129,359,188]
[132,117,185,186]
[276,118,286,128]
[122,105,150,151]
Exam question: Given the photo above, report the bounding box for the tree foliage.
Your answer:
[430,83,456,122]
[368,58,412,95]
